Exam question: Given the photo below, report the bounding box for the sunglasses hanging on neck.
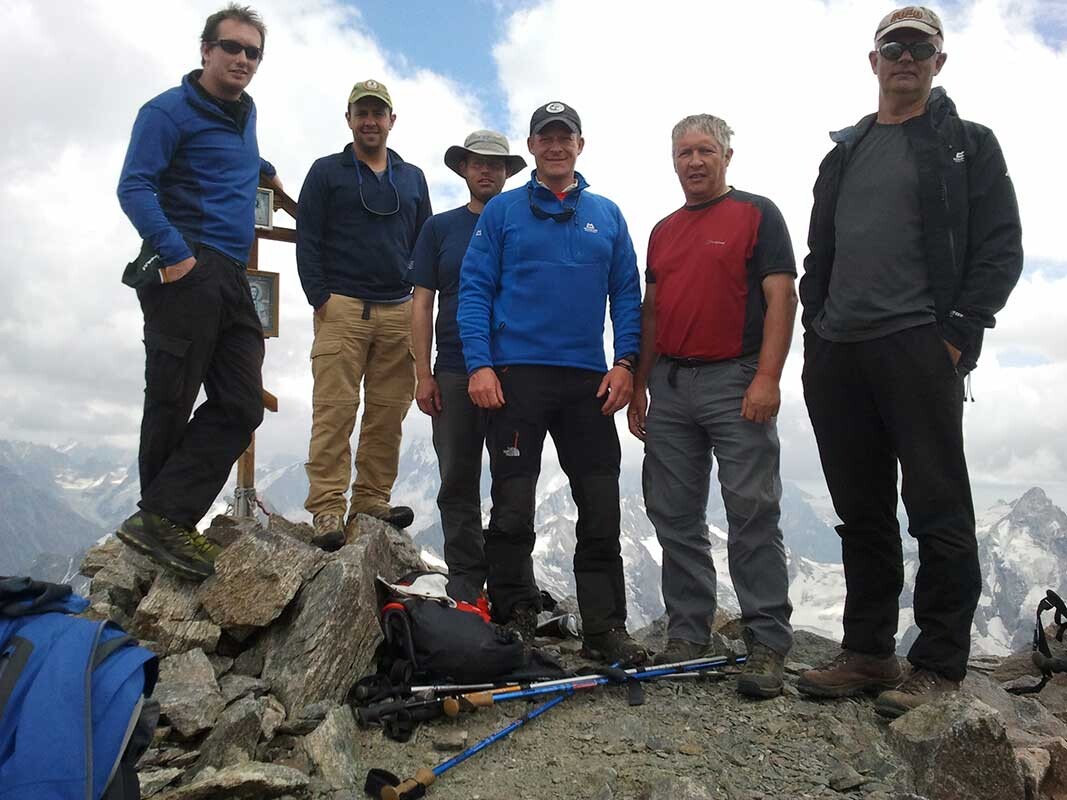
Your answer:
[353,151,401,216]
[528,187,579,223]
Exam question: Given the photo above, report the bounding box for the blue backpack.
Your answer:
[0,577,159,800]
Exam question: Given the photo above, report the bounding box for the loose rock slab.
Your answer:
[133,572,221,656]
[154,762,309,799]
[197,529,327,629]
[303,706,362,788]
[888,694,1026,800]
[155,649,226,739]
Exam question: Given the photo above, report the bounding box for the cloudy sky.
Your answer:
[1,0,1064,510]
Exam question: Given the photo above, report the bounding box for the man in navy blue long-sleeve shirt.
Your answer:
[296,79,431,549]
[115,5,283,581]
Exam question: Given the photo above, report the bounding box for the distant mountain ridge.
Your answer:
[2,437,1062,655]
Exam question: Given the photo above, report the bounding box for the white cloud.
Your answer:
[0,0,1064,509]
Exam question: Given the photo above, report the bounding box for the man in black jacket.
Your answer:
[796,6,1022,717]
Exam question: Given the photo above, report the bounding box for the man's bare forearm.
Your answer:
[635,285,658,388]
[756,274,798,380]
[412,287,436,380]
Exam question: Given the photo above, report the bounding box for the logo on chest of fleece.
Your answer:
[584,222,598,234]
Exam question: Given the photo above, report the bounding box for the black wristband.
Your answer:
[613,358,635,374]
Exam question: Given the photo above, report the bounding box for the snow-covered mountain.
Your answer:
[3,437,1062,655]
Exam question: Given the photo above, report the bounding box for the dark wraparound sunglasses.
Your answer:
[528,187,579,223]
[207,39,263,61]
[878,41,939,61]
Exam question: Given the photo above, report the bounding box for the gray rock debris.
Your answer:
[888,693,1026,800]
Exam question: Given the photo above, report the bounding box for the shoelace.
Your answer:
[746,645,777,671]
[183,529,218,557]
[901,669,939,693]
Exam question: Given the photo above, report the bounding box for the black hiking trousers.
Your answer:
[484,365,627,636]
[802,322,980,681]
[135,247,264,528]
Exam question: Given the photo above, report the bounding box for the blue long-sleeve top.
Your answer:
[458,171,642,374]
[117,71,275,266]
[296,145,431,308]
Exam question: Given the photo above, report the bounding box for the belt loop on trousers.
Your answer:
[362,302,371,320]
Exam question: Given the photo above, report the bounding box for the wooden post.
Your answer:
[231,184,297,518]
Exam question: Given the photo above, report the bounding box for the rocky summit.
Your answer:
[78,512,1067,800]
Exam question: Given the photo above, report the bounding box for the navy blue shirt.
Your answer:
[411,205,479,374]
[296,144,431,307]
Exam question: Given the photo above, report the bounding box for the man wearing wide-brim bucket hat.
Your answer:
[411,130,525,604]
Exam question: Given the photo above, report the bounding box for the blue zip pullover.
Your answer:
[117,70,276,266]
[458,171,641,374]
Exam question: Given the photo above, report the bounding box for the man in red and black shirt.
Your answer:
[629,114,797,698]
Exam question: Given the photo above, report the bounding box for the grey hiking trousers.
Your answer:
[642,356,793,655]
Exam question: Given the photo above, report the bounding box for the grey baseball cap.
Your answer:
[444,130,527,178]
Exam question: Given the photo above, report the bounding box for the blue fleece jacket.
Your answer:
[458,172,641,374]
[117,71,276,266]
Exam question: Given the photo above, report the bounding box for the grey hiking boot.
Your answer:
[737,636,786,699]
[116,510,217,581]
[311,513,346,552]
[797,649,903,698]
[875,668,960,718]
[501,605,539,643]
[654,638,710,666]
[581,627,650,666]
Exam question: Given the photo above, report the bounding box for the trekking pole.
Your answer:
[443,654,743,716]
[368,692,568,799]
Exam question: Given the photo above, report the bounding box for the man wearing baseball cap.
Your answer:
[458,102,647,664]
[297,78,432,549]
[411,130,526,602]
[797,7,1022,715]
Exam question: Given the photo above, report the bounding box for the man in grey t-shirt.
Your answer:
[797,6,1022,717]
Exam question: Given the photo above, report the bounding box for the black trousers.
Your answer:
[802,323,979,681]
[485,365,627,636]
[431,370,488,603]
[136,248,265,528]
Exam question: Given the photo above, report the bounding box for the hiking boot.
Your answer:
[375,506,415,529]
[116,510,217,581]
[581,627,650,666]
[311,513,346,552]
[654,638,712,666]
[797,649,904,698]
[875,668,961,718]
[737,638,786,699]
[501,605,539,643]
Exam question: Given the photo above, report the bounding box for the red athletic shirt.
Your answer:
[646,189,795,361]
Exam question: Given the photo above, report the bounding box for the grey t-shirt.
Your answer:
[814,122,936,342]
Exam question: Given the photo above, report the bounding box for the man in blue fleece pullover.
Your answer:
[458,101,647,665]
[116,4,283,580]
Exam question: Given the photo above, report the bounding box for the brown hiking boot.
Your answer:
[797,649,903,698]
[875,668,961,718]
[311,513,346,552]
[581,627,650,666]
[738,639,786,699]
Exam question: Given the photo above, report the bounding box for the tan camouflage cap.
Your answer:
[875,6,944,40]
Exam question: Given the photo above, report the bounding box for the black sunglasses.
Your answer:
[878,41,939,61]
[528,187,578,223]
[208,38,263,61]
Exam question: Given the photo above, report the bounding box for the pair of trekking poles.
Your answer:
[362,653,746,800]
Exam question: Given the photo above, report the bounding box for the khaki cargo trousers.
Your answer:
[305,295,415,519]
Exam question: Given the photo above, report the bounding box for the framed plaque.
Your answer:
[246,269,280,337]
[255,187,274,229]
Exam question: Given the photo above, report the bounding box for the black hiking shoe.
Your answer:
[502,605,539,643]
[367,506,415,530]
[116,510,218,581]
[737,636,785,699]
[581,627,650,666]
